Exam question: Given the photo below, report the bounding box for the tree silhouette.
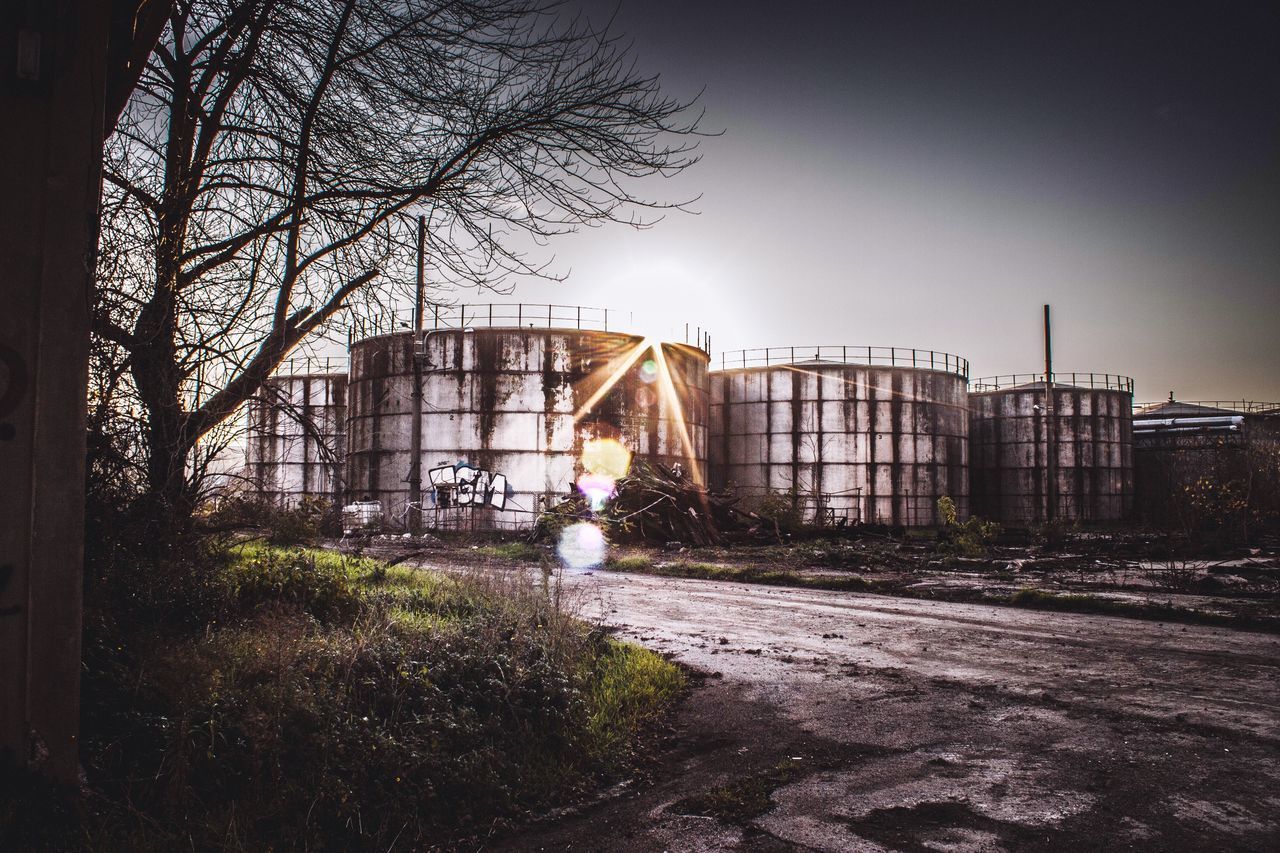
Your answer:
[93,0,704,523]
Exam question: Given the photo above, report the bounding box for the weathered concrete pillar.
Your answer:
[0,1,113,783]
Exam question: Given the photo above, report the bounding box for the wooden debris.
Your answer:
[535,460,762,545]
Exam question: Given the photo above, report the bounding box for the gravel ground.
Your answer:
[491,569,1280,852]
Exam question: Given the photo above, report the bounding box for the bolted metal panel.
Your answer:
[709,362,969,527]
[244,373,348,506]
[345,329,708,530]
[968,384,1134,524]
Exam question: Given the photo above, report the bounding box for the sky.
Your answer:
[486,0,1280,404]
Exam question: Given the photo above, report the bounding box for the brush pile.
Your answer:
[535,460,761,545]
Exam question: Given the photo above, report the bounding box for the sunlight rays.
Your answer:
[571,336,705,488]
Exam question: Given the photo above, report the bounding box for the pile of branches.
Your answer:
[536,460,762,545]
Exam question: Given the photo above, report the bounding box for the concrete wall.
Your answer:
[245,374,348,506]
[345,329,708,530]
[709,365,969,526]
[969,386,1134,524]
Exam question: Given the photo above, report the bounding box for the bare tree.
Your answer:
[95,0,703,524]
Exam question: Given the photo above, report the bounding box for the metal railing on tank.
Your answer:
[347,302,631,340]
[716,345,969,380]
[1133,400,1280,416]
[970,372,1134,394]
[272,355,350,376]
[428,303,634,333]
[346,302,712,353]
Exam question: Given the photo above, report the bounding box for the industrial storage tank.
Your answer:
[345,304,709,530]
[244,359,349,506]
[968,373,1134,524]
[709,346,970,527]
[1131,398,1280,527]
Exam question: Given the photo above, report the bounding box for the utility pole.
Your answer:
[407,215,426,533]
[1043,304,1058,523]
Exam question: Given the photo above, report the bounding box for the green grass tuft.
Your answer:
[474,541,545,561]
[606,554,656,572]
[586,640,685,762]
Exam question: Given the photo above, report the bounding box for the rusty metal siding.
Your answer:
[243,373,348,506]
[968,386,1134,524]
[710,364,969,526]
[345,329,708,530]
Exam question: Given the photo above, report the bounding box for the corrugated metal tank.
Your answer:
[345,318,708,530]
[709,346,970,527]
[968,374,1134,524]
[245,369,348,506]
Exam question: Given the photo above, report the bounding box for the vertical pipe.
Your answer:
[408,215,425,533]
[1043,304,1057,523]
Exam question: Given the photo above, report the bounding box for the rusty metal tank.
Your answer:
[968,373,1134,524]
[709,346,970,527]
[344,304,709,530]
[244,360,348,506]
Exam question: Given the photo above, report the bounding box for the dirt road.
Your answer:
[500,570,1280,851]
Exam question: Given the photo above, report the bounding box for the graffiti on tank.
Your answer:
[428,462,511,510]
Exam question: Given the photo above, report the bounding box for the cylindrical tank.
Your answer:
[345,309,708,530]
[709,346,970,527]
[245,368,348,506]
[968,373,1134,524]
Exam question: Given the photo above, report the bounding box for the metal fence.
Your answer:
[716,345,969,379]
[970,372,1134,393]
[1133,400,1280,416]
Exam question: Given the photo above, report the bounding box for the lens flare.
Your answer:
[581,436,632,480]
[576,472,616,511]
[557,521,606,569]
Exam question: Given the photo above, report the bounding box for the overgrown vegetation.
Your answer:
[200,495,339,544]
[6,545,682,851]
[934,496,1002,558]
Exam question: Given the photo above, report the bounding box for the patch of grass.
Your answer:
[474,541,545,562]
[21,543,684,852]
[1007,587,1188,620]
[1004,588,1279,631]
[606,554,656,572]
[585,640,685,762]
[673,762,797,822]
[603,557,881,594]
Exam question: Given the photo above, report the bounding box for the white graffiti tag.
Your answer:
[428,463,510,510]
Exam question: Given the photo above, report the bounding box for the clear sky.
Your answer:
[343,0,1273,406]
